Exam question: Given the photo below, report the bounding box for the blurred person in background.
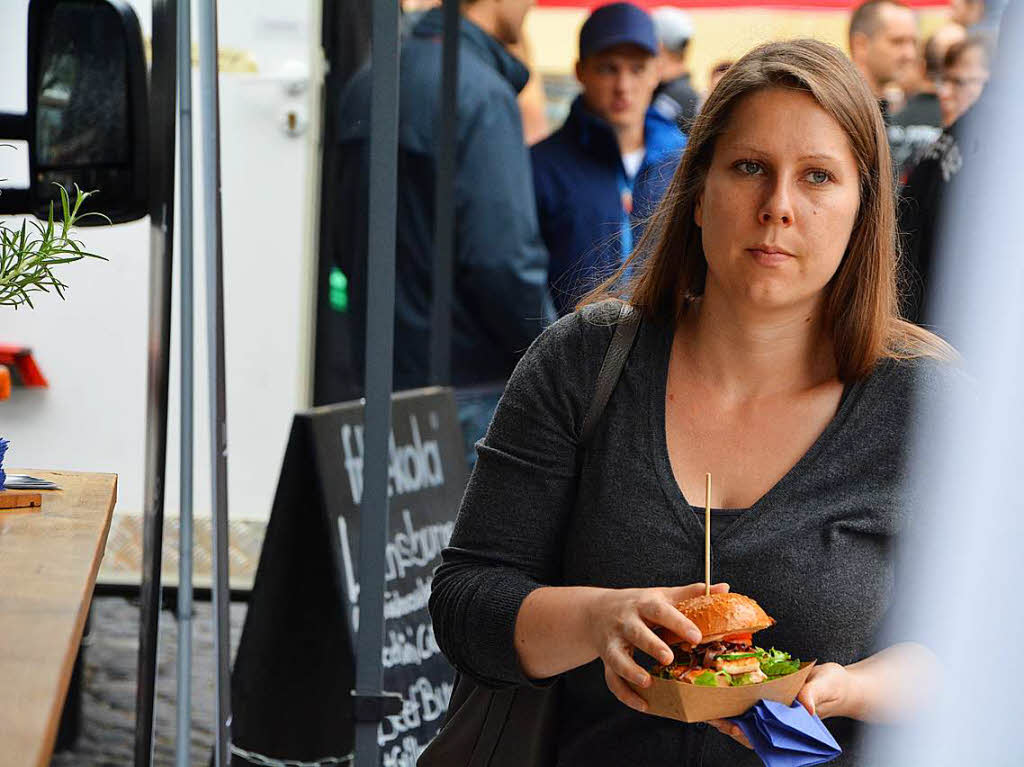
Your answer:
[699,59,734,110]
[651,7,700,130]
[335,0,556,457]
[898,34,995,323]
[899,22,966,126]
[951,0,1009,35]
[400,0,439,36]
[399,0,551,145]
[531,2,686,315]
[431,37,954,767]
[888,22,965,179]
[863,7,1024,764]
[950,0,986,29]
[848,0,919,119]
[937,34,993,126]
[511,32,552,145]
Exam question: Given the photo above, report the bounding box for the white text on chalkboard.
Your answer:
[378,675,453,746]
[342,414,445,505]
[337,512,454,631]
[381,621,442,669]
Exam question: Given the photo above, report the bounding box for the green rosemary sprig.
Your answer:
[0,183,109,309]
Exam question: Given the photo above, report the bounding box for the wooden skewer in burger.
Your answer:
[651,474,801,688]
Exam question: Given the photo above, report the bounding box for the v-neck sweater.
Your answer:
[430,301,948,766]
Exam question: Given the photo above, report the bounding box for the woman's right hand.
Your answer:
[584,582,730,712]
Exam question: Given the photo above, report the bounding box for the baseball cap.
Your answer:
[651,7,695,51]
[579,3,658,59]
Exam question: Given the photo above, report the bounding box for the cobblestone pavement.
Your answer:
[50,596,248,767]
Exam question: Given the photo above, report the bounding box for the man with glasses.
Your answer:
[937,35,993,127]
[898,34,995,324]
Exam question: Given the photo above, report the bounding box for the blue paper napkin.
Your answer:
[0,437,8,490]
[727,700,842,767]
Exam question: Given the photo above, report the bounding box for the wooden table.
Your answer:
[0,470,117,767]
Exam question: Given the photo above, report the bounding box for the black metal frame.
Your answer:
[134,0,176,763]
[351,0,401,760]
[313,0,461,761]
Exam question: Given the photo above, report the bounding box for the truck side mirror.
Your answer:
[0,0,149,223]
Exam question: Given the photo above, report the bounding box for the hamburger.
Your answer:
[652,592,801,687]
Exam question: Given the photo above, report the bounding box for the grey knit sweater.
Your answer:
[429,301,947,766]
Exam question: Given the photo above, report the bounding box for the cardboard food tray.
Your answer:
[630,661,816,723]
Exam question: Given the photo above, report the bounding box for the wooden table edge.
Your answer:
[12,470,118,767]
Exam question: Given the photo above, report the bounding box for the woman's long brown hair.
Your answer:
[579,38,952,380]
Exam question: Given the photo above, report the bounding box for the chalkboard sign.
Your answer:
[230,387,466,767]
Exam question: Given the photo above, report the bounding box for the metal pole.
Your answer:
[353,0,400,760]
[136,0,177,764]
[175,0,195,763]
[197,0,233,764]
[429,0,459,386]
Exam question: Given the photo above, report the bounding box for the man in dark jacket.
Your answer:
[333,0,556,397]
[531,2,686,315]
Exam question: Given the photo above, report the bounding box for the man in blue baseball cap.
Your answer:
[531,1,686,314]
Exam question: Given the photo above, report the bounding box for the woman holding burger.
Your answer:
[429,37,951,765]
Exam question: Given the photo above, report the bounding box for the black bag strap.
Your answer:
[580,304,640,446]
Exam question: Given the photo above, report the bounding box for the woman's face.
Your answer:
[694,88,862,315]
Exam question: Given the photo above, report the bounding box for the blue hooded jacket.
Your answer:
[333,9,556,391]
[531,96,686,314]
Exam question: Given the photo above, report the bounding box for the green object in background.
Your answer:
[0,183,108,308]
[329,267,348,312]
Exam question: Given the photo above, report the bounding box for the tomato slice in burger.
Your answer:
[722,633,753,645]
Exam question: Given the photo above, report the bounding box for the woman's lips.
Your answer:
[747,248,793,267]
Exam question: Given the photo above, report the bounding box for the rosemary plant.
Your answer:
[0,184,108,308]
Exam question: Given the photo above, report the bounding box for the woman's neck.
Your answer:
[678,289,837,400]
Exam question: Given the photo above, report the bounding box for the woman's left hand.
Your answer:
[708,662,853,750]
[795,662,852,719]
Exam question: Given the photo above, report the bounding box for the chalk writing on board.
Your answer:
[336,511,454,631]
[383,577,431,621]
[378,675,454,746]
[381,621,442,669]
[381,735,425,767]
[342,414,445,505]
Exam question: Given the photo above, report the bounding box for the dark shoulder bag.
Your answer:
[418,305,641,767]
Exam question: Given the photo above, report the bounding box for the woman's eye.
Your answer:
[736,161,762,175]
[807,169,831,185]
